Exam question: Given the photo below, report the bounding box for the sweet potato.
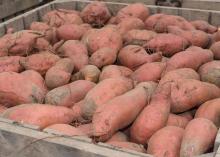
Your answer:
[159,68,200,85]
[135,81,158,92]
[163,47,213,73]
[144,33,189,56]
[80,2,111,27]
[81,77,134,120]
[99,65,133,81]
[210,41,220,59]
[20,51,60,75]
[147,126,184,157]
[55,40,88,71]
[170,79,220,113]
[195,98,220,127]
[117,17,145,35]
[71,100,87,123]
[106,141,146,153]
[213,30,220,42]
[178,111,194,121]
[144,13,164,30]
[43,9,83,27]
[106,132,128,142]
[44,123,92,136]
[92,86,156,142]
[167,26,210,48]
[198,61,220,87]
[0,56,24,73]
[123,29,157,46]
[180,118,217,157]
[2,104,74,129]
[34,37,52,52]
[130,83,171,144]
[45,80,96,107]
[115,3,149,23]
[45,58,74,89]
[191,20,217,34]
[0,105,7,114]
[71,65,100,83]
[131,62,166,83]
[89,47,117,68]
[0,72,45,107]
[167,114,191,128]
[81,26,123,55]
[118,45,162,70]
[56,24,87,41]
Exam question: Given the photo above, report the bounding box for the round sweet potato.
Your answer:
[0,56,24,73]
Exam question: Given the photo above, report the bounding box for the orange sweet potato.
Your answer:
[118,45,162,70]
[167,113,191,129]
[99,65,133,81]
[180,118,217,157]
[210,41,220,59]
[106,132,128,142]
[2,104,74,129]
[115,3,149,23]
[130,83,171,144]
[89,47,117,68]
[0,56,24,73]
[20,51,60,75]
[191,20,217,34]
[81,77,134,120]
[147,126,184,157]
[45,80,96,107]
[0,72,45,107]
[71,65,100,83]
[170,79,220,113]
[144,13,164,30]
[131,62,166,83]
[198,61,220,87]
[45,58,74,89]
[80,2,111,27]
[92,86,156,141]
[144,33,189,56]
[195,98,220,127]
[43,9,83,27]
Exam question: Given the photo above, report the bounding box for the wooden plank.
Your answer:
[23,10,40,29]
[4,16,24,32]
[54,0,77,10]
[0,23,6,37]
[37,3,53,21]
[214,129,220,152]
[93,0,155,5]
[210,11,220,27]
[182,0,220,11]
[158,6,180,15]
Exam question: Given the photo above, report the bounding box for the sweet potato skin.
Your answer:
[0,105,7,114]
[0,56,24,73]
[106,132,128,142]
[167,114,191,129]
[180,118,217,157]
[210,41,220,59]
[2,104,75,129]
[191,20,217,34]
[147,126,184,157]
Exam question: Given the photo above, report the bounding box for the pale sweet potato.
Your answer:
[81,77,134,120]
[167,113,191,129]
[144,13,164,30]
[147,126,184,157]
[2,104,75,129]
[191,20,217,34]
[180,118,217,157]
[210,41,220,59]
[106,132,128,142]
[0,105,7,114]
[118,45,162,70]
[0,56,24,73]
[45,80,96,107]
[45,58,74,89]
[71,100,87,123]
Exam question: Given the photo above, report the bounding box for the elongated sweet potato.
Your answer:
[118,45,162,70]
[147,126,184,157]
[99,65,133,81]
[81,26,123,55]
[191,20,217,34]
[163,47,213,73]
[0,56,24,73]
[131,62,166,83]
[45,58,74,89]
[20,51,60,75]
[71,65,100,83]
[168,26,210,48]
[80,2,111,27]
[43,9,83,27]
[92,86,156,141]
[167,114,191,128]
[106,132,128,142]
[210,41,220,59]
[45,80,96,107]
[0,72,45,107]
[55,40,88,71]
[115,3,149,23]
[144,33,189,56]
[2,104,74,129]
[123,29,157,46]
[130,83,171,144]
[44,123,92,136]
[195,98,220,127]
[180,118,217,157]
[170,79,220,113]
[89,47,117,68]
[144,13,164,30]
[81,77,134,120]
[198,61,220,87]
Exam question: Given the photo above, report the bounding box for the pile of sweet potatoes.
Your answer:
[0,2,220,157]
